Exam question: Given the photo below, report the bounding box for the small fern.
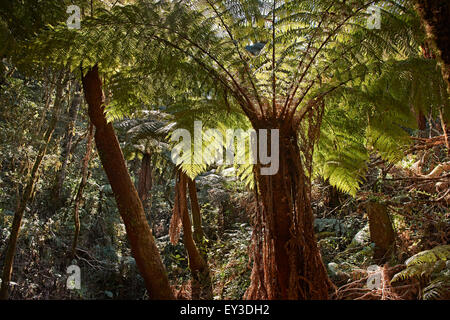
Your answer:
[404,245,450,266]
[423,273,450,300]
[391,245,450,300]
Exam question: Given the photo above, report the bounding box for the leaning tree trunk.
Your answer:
[415,0,450,93]
[0,72,65,299]
[245,121,332,300]
[81,65,174,300]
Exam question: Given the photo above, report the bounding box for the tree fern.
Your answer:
[26,0,445,196]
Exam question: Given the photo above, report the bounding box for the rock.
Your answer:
[351,224,370,246]
[314,218,346,236]
[221,167,237,181]
[327,262,339,276]
[3,209,14,216]
[197,172,223,187]
[327,262,349,279]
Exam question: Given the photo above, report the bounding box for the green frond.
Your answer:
[314,100,369,196]
[423,274,450,300]
[404,245,450,266]
[391,245,450,300]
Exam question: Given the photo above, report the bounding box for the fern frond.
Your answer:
[391,245,450,294]
[405,245,450,266]
[423,274,450,300]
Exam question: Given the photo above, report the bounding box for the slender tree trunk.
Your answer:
[81,65,173,299]
[53,84,82,207]
[187,175,210,283]
[245,128,331,300]
[413,41,434,137]
[36,72,56,137]
[415,0,450,93]
[187,177,205,246]
[175,170,212,299]
[0,72,65,299]
[416,109,427,132]
[439,107,450,155]
[137,153,153,219]
[70,122,94,261]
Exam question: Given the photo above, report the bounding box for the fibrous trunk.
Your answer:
[326,180,341,209]
[366,201,395,264]
[137,153,153,219]
[245,127,332,300]
[187,177,206,249]
[171,170,212,299]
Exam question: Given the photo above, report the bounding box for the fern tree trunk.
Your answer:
[137,152,153,219]
[415,0,450,93]
[69,122,94,261]
[81,65,174,299]
[366,201,395,264]
[174,170,212,299]
[187,177,206,249]
[323,179,341,209]
[245,123,332,300]
[0,72,65,299]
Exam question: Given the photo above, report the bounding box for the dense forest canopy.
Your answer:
[0,0,449,301]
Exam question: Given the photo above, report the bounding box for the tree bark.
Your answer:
[416,109,427,132]
[137,152,153,219]
[323,179,341,209]
[415,0,450,93]
[439,107,449,155]
[245,128,332,300]
[366,201,395,264]
[187,177,205,246]
[81,65,174,299]
[175,170,212,299]
[69,122,94,261]
[0,72,65,299]
[413,41,434,137]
